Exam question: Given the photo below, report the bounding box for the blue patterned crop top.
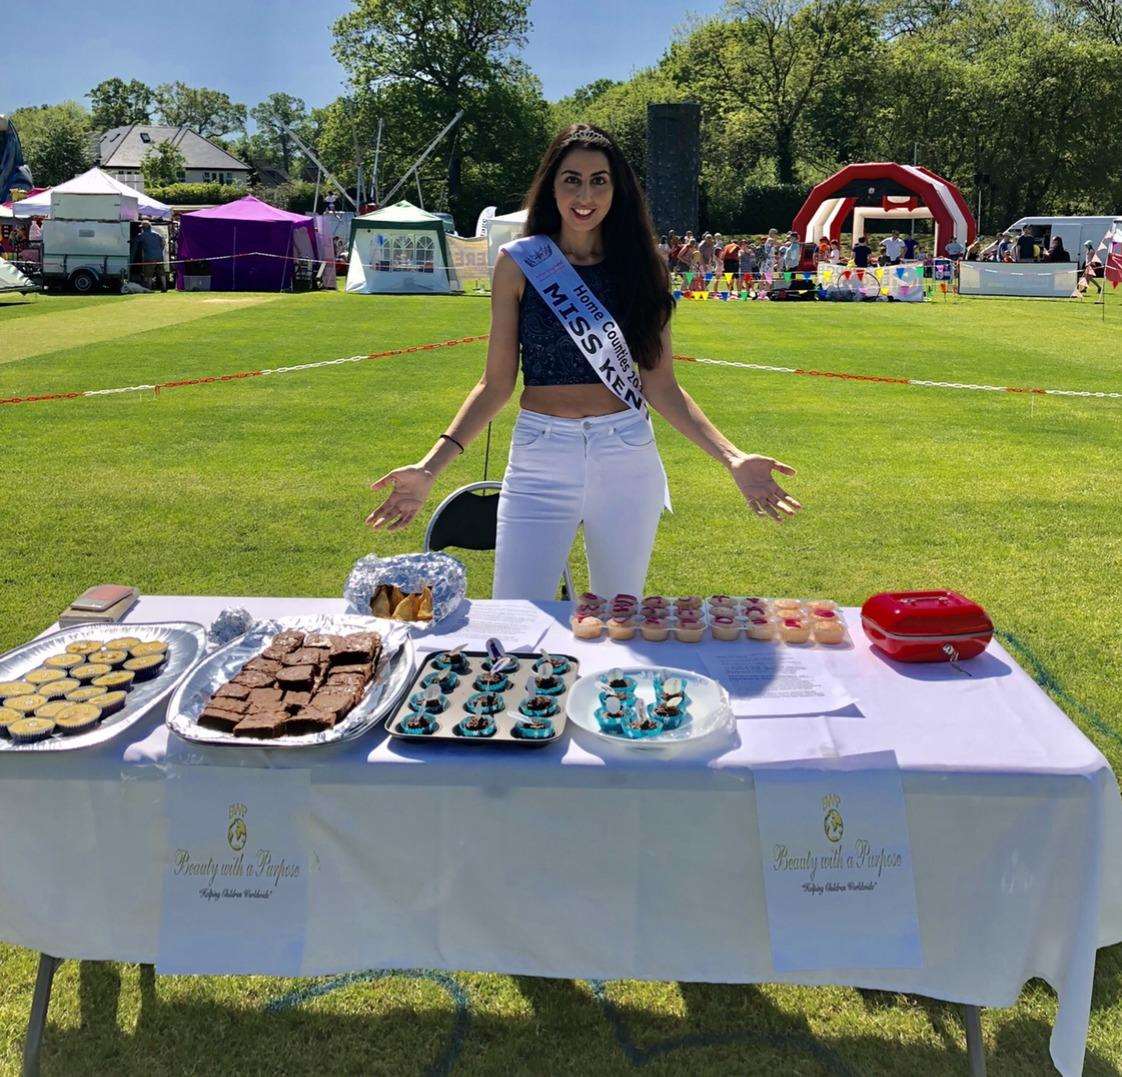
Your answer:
[518,260,620,386]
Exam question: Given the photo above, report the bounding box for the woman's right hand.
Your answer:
[365,465,435,532]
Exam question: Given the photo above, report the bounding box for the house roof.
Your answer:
[98,125,249,172]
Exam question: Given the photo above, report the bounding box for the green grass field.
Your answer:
[1,286,1120,1075]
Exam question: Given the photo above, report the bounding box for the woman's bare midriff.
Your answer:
[519,383,630,418]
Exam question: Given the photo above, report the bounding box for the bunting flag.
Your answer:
[821,268,833,282]
[684,271,694,287]
[939,282,948,294]
[1106,223,1122,288]
[764,271,773,283]
[746,273,754,283]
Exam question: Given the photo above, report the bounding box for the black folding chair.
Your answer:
[423,481,573,600]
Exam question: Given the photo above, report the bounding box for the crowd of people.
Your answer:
[658,228,939,278]
[969,225,1071,264]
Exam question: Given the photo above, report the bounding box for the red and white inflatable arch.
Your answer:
[791,162,976,256]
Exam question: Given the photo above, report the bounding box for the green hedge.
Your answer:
[146,182,247,206]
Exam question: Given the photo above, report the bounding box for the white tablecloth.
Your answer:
[1,596,1120,1076]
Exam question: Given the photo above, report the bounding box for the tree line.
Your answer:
[10,0,1122,234]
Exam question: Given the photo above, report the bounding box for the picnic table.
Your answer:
[2,594,1120,1076]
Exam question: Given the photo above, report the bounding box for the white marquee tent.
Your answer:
[485,209,527,272]
[10,168,172,221]
[345,201,453,295]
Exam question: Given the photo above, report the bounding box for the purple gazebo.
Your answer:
[176,195,316,292]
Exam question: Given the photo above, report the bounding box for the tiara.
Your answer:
[563,128,612,149]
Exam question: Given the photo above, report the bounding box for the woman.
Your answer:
[367,124,801,599]
[1043,235,1070,263]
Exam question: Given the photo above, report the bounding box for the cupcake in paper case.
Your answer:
[594,694,629,734]
[431,649,471,674]
[123,655,165,681]
[457,713,497,738]
[473,670,512,694]
[618,703,664,740]
[518,694,560,719]
[38,678,81,701]
[7,716,56,743]
[527,664,565,696]
[599,669,637,699]
[533,654,570,676]
[512,715,555,740]
[464,691,505,716]
[653,674,690,709]
[408,686,448,715]
[420,670,460,694]
[88,691,128,716]
[398,711,439,736]
[0,706,22,738]
[54,703,103,735]
[651,693,689,732]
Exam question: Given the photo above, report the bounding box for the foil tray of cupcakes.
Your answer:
[565,666,734,749]
[571,593,850,646]
[0,622,207,751]
[386,647,579,746]
[165,615,415,747]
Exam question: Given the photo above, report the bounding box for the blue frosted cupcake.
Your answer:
[398,711,439,736]
[653,674,690,708]
[512,715,554,740]
[651,695,689,731]
[432,650,471,674]
[408,690,448,715]
[533,654,570,676]
[421,670,459,693]
[619,709,664,740]
[518,694,559,719]
[465,691,505,716]
[528,670,565,697]
[482,655,521,674]
[599,670,637,699]
[595,695,630,734]
[457,713,497,738]
[473,670,512,693]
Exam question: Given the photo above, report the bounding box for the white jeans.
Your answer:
[493,408,666,600]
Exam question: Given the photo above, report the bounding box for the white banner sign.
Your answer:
[753,752,922,972]
[157,765,311,975]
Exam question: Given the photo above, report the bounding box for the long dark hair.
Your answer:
[522,124,674,369]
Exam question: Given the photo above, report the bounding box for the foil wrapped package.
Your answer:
[207,607,256,650]
[343,552,466,624]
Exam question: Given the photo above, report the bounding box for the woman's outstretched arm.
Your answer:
[366,253,522,532]
[641,324,802,524]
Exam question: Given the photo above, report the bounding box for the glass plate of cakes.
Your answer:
[565,665,733,750]
[0,622,207,751]
[165,615,415,747]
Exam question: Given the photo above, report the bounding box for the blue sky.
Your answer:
[2,0,724,114]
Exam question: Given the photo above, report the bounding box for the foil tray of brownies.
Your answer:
[385,648,579,746]
[165,615,415,747]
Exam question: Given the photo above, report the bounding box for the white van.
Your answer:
[1004,216,1118,267]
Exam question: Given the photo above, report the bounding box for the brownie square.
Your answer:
[271,630,305,652]
[283,647,325,668]
[337,632,381,663]
[198,706,244,732]
[276,664,315,691]
[283,690,312,713]
[279,706,336,737]
[330,662,374,679]
[244,656,282,675]
[206,696,248,716]
[231,669,274,689]
[325,673,366,696]
[307,689,355,721]
[248,687,283,706]
[232,712,286,738]
[214,681,251,701]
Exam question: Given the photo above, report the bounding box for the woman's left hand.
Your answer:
[729,454,802,523]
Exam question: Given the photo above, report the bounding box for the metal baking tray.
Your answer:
[0,621,207,752]
[385,649,578,747]
[165,614,415,748]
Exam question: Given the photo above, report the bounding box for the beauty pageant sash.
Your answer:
[503,235,650,418]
